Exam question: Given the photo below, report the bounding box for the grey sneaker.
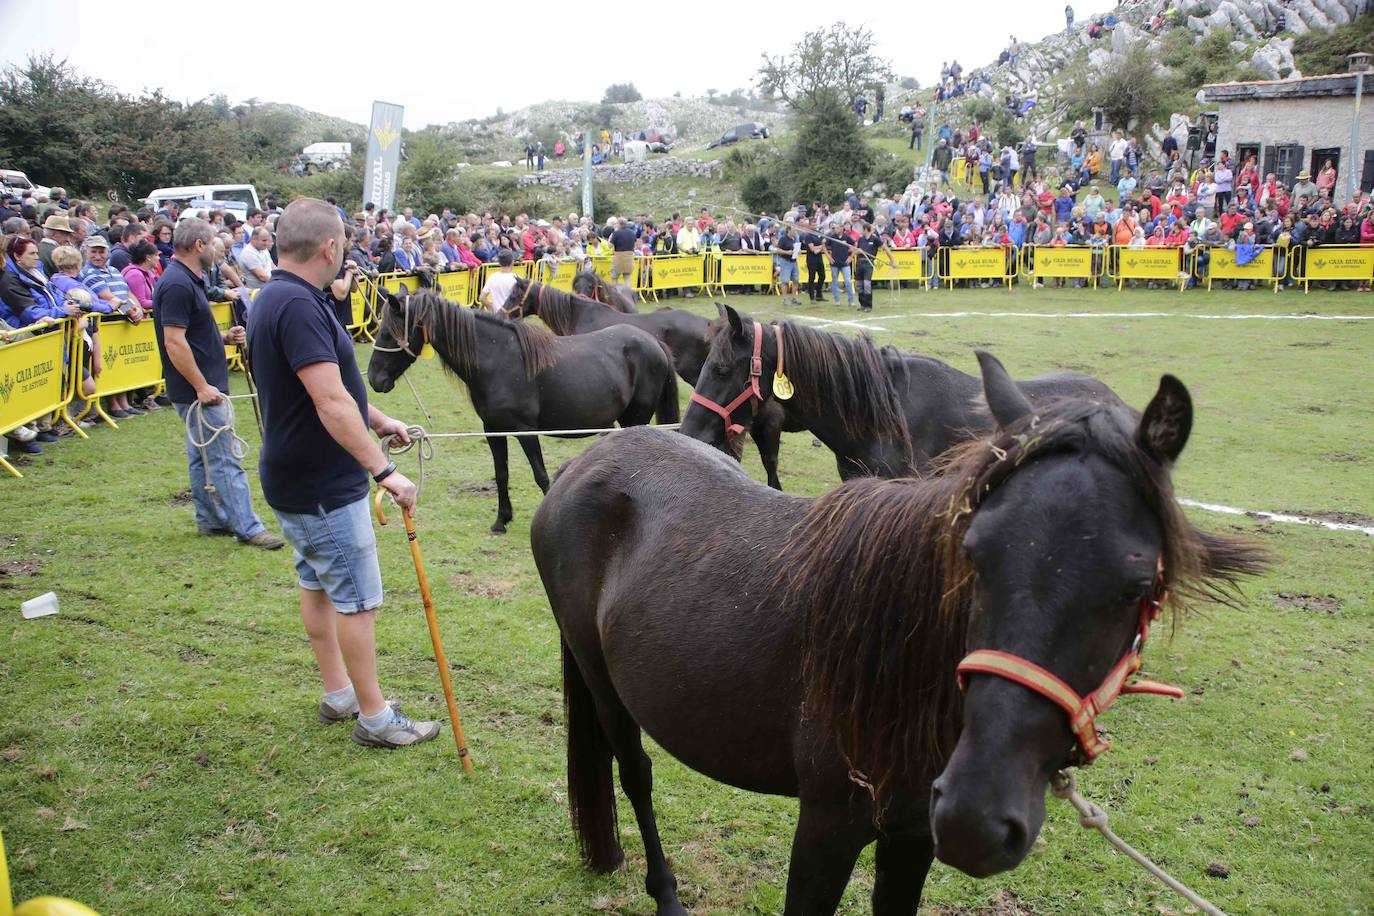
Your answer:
[352,707,442,748]
[244,531,285,550]
[319,694,360,724]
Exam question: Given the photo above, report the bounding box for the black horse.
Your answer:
[367,289,678,533]
[571,269,639,313]
[682,304,1122,480]
[533,355,1263,915]
[505,279,798,490]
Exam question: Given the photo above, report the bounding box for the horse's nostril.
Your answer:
[999,816,1027,860]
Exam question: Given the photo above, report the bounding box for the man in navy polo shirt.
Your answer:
[248,197,438,749]
[153,218,282,549]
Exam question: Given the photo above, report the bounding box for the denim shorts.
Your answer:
[776,258,799,283]
[274,497,383,613]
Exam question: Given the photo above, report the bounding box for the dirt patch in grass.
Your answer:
[1272,593,1342,613]
[452,480,497,495]
[449,573,515,599]
[0,558,44,578]
[1296,405,1329,414]
[1320,452,1368,464]
[1285,508,1374,527]
[0,535,17,549]
[927,891,1041,915]
[169,488,193,506]
[1287,340,1333,348]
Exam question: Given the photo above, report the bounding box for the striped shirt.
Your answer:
[81,263,131,307]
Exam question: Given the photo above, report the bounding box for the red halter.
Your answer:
[689,320,764,440]
[956,557,1183,763]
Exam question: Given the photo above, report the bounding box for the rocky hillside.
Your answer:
[436,95,790,162]
[929,0,1368,147]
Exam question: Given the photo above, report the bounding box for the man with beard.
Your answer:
[153,218,283,549]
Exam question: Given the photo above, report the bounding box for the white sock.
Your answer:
[358,705,393,732]
[324,683,355,706]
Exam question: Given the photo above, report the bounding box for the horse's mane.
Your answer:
[775,398,1266,813]
[509,280,589,336]
[392,290,558,381]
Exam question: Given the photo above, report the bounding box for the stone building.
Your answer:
[1202,72,1374,195]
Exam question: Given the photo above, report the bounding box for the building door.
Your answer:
[1237,143,1261,170]
[1311,148,1340,187]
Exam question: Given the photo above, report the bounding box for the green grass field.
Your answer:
[2,284,1371,915]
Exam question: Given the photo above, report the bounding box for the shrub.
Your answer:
[740,171,784,216]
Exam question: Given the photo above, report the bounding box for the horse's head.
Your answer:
[367,287,421,393]
[570,270,599,301]
[931,352,1231,877]
[680,303,775,457]
[498,276,537,322]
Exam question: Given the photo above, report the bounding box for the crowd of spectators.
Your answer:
[5,118,1371,460]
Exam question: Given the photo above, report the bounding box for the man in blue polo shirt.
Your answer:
[153,218,282,549]
[248,197,437,749]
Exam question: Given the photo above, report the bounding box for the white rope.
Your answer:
[800,310,1374,325]
[183,399,250,495]
[382,423,682,504]
[1177,498,1374,537]
[1051,769,1228,916]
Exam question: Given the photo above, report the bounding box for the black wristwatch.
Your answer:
[373,461,397,484]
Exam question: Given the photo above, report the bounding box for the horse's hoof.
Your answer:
[491,522,508,534]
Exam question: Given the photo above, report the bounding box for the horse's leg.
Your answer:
[597,699,686,916]
[516,433,551,493]
[750,403,785,491]
[871,831,934,916]
[781,799,871,916]
[486,434,513,533]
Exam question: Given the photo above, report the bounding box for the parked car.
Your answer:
[706,122,770,150]
[1,168,50,200]
[296,142,353,175]
[144,184,261,214]
[637,128,675,152]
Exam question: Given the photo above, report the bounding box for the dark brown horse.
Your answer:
[682,304,1122,480]
[367,289,678,533]
[504,279,798,490]
[532,354,1263,915]
[571,269,639,313]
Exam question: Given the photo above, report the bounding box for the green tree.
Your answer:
[1063,44,1170,130]
[602,83,642,104]
[397,130,462,214]
[757,23,892,113]
[782,92,874,206]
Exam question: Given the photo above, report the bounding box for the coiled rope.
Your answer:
[182,398,252,495]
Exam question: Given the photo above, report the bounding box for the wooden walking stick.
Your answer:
[230,297,264,439]
[375,489,474,773]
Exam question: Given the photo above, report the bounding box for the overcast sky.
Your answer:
[1,0,1118,128]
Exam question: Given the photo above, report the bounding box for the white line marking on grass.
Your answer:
[792,315,892,332]
[830,311,1374,322]
[1178,499,1374,537]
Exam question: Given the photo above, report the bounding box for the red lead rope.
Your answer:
[956,558,1183,763]
[689,320,763,440]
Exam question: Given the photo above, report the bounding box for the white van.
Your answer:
[144,184,261,213]
[1,168,49,199]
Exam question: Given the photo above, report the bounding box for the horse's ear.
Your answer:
[976,350,1033,428]
[722,303,744,338]
[1137,374,1192,464]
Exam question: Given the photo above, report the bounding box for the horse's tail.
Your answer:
[562,639,624,873]
[654,342,681,424]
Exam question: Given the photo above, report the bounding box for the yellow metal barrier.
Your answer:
[535,259,578,292]
[1020,245,1099,288]
[713,252,775,294]
[939,246,1017,288]
[640,253,706,301]
[872,249,933,290]
[348,276,379,341]
[1289,243,1374,292]
[436,267,478,305]
[87,314,163,429]
[1107,246,1189,291]
[1195,246,1280,291]
[0,320,75,479]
